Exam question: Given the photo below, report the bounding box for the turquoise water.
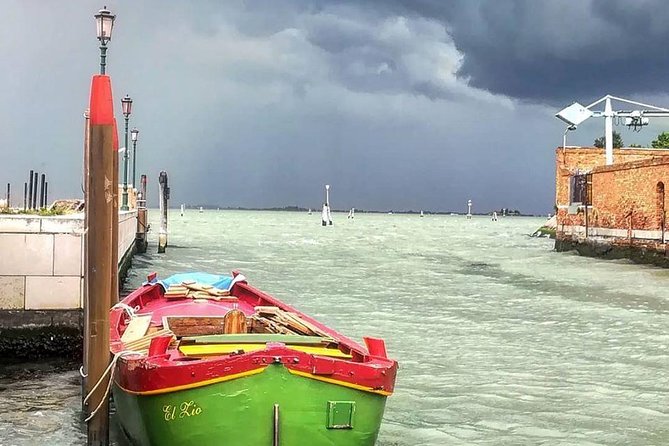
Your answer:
[1,210,668,445]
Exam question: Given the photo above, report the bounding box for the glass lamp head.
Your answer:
[95,6,115,44]
[121,95,133,117]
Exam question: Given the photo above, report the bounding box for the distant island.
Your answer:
[182,205,541,217]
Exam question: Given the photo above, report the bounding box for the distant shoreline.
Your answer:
[179,206,543,217]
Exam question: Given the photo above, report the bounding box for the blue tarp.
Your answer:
[155,272,234,291]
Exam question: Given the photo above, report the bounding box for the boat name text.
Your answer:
[163,401,203,421]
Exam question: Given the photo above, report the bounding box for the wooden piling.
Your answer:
[82,109,90,408]
[23,182,27,211]
[111,118,119,303]
[39,174,45,209]
[6,183,9,208]
[158,171,169,253]
[84,74,115,446]
[135,174,148,253]
[28,170,33,210]
[32,172,38,209]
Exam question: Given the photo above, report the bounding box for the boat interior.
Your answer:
[111,273,371,363]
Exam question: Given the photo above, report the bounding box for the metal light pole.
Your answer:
[562,125,577,149]
[94,7,115,74]
[121,95,133,210]
[131,128,139,193]
[557,95,669,165]
[604,97,614,165]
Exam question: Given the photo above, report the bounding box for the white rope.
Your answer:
[111,302,139,319]
[79,365,88,378]
[83,350,144,423]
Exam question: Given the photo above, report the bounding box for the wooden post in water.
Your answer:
[111,118,119,303]
[32,172,38,210]
[39,174,45,209]
[5,183,10,208]
[84,74,115,446]
[82,109,90,408]
[28,170,34,210]
[135,174,148,253]
[158,171,169,253]
[23,182,27,211]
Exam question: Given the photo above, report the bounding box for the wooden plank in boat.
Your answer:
[223,308,247,334]
[252,306,329,338]
[285,313,331,338]
[254,306,280,314]
[276,313,314,336]
[124,328,173,351]
[181,334,330,345]
[163,316,229,337]
[120,315,152,343]
[253,307,307,333]
[182,282,230,296]
[179,343,352,358]
[250,315,293,335]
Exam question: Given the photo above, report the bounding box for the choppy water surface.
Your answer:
[2,211,668,445]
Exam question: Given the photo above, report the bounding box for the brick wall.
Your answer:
[555,147,669,234]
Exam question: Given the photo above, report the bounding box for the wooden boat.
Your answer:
[110,271,398,446]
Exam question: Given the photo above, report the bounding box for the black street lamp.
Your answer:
[131,128,139,193]
[94,6,115,75]
[121,95,133,210]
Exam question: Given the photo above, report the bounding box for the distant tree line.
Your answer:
[496,208,522,216]
[593,131,669,149]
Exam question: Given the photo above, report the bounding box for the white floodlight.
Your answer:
[556,94,669,165]
[625,116,649,127]
[556,102,593,127]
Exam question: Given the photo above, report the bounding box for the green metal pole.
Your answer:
[99,43,107,75]
[132,139,137,193]
[121,116,129,210]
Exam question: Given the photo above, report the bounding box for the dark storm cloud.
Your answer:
[179,1,472,102]
[351,0,669,104]
[1,1,659,216]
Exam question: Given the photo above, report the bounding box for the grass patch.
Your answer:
[0,208,66,216]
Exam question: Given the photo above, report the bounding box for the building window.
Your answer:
[570,173,591,205]
[569,174,586,205]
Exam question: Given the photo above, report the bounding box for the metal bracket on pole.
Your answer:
[604,97,613,165]
[556,94,669,166]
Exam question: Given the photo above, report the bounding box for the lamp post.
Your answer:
[562,125,577,149]
[557,95,669,165]
[121,95,133,210]
[94,6,115,74]
[131,128,139,194]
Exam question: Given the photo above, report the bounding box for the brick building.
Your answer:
[555,146,669,266]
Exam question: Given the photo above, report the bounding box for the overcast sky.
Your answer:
[1,0,668,213]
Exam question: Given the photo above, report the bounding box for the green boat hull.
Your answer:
[113,365,388,445]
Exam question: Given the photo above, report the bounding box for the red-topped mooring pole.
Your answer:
[84,74,116,446]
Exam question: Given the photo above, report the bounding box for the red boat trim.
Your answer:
[287,369,392,396]
[110,273,399,398]
[116,366,268,396]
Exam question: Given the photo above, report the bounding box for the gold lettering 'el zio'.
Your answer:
[163,405,176,421]
[163,401,202,421]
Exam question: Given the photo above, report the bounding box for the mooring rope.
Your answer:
[83,350,144,423]
[111,302,140,319]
